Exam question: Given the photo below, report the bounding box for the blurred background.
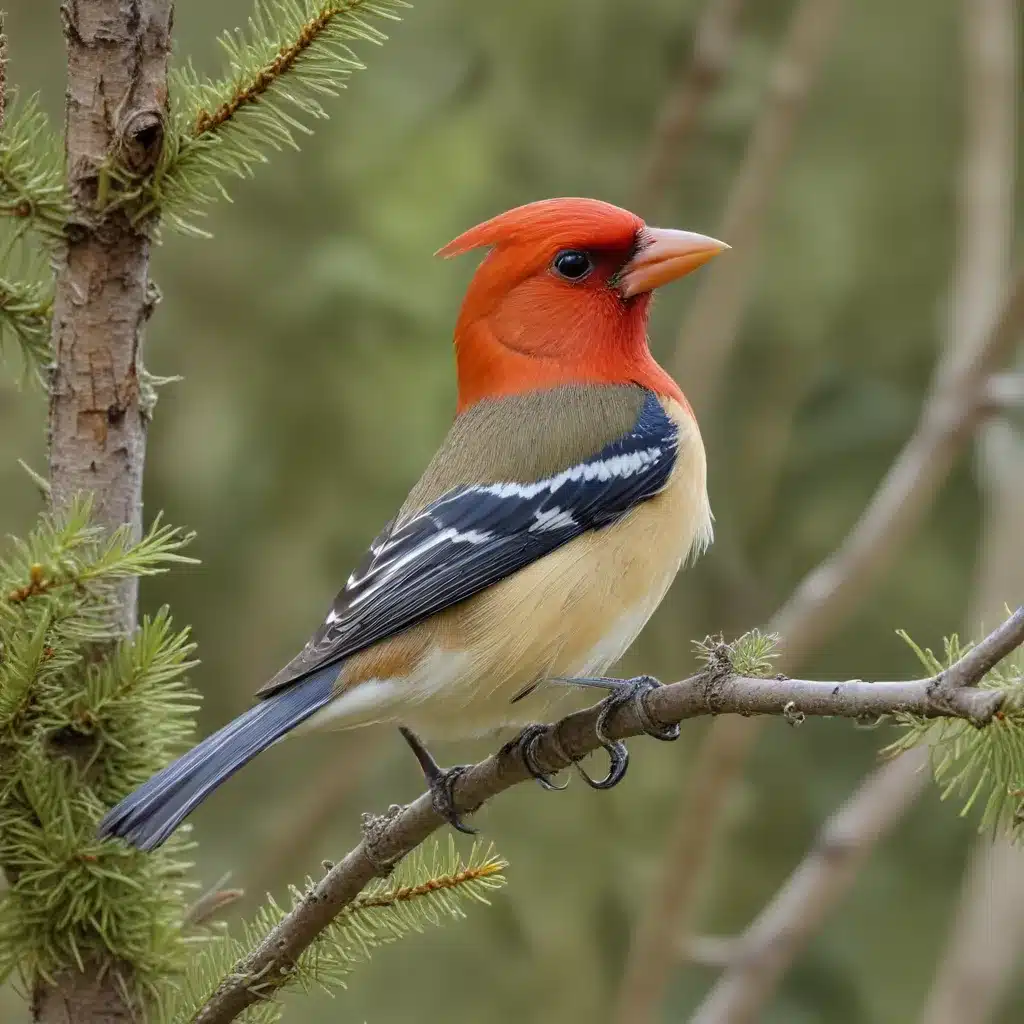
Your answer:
[1,0,1022,1020]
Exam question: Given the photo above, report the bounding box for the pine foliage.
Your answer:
[0,499,200,999]
[133,0,408,235]
[886,628,1024,835]
[158,839,507,1023]
[0,96,67,373]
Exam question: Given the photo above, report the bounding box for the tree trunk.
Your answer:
[37,0,173,1019]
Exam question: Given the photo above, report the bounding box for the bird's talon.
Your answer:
[399,726,477,834]
[596,674,679,743]
[513,724,570,791]
[575,739,629,790]
[430,765,478,834]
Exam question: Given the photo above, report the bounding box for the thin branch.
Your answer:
[982,371,1024,413]
[690,747,931,1024]
[634,0,746,217]
[919,0,1022,1014]
[0,12,7,133]
[671,0,846,416]
[188,610,1024,1024]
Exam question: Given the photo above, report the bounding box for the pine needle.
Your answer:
[156,837,507,1024]
[886,627,1024,835]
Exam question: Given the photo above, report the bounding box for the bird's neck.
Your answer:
[454,318,685,413]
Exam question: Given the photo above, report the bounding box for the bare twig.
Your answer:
[682,935,743,969]
[0,12,7,134]
[919,3,1022,1017]
[983,372,1024,412]
[188,609,1024,1024]
[184,877,245,929]
[634,0,746,217]
[671,0,845,416]
[690,747,931,1024]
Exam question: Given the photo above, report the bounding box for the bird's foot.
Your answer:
[399,726,477,835]
[505,724,570,791]
[506,721,630,792]
[561,673,679,743]
[548,674,679,790]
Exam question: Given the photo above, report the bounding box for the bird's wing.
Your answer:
[256,388,678,698]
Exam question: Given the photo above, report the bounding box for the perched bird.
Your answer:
[99,198,726,850]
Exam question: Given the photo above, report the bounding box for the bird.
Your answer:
[98,197,727,850]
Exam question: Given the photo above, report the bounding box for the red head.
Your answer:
[438,198,727,413]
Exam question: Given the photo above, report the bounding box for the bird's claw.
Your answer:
[399,726,478,834]
[594,674,680,744]
[508,722,630,791]
[511,724,570,791]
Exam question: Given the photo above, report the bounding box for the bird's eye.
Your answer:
[552,249,593,281]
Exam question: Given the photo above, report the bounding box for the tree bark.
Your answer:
[46,0,172,629]
[37,1,173,1020]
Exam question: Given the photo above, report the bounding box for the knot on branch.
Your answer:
[360,805,405,875]
[115,108,166,176]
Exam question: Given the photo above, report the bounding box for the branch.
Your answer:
[151,0,407,234]
[671,0,846,416]
[188,610,1024,1024]
[634,0,746,218]
[689,747,931,1024]
[0,273,52,372]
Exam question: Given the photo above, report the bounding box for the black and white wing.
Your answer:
[258,392,678,697]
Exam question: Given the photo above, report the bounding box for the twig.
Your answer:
[188,609,1024,1024]
[671,0,846,416]
[0,12,7,134]
[682,935,742,969]
[184,877,245,929]
[690,747,931,1024]
[983,372,1024,412]
[919,3,1022,1017]
[634,0,746,217]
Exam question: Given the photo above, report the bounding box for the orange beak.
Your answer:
[615,227,729,298]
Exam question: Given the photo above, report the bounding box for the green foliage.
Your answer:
[0,499,200,999]
[0,96,66,374]
[137,0,408,235]
[886,630,1024,835]
[0,95,69,245]
[158,838,507,1024]
[693,628,781,677]
[0,272,51,376]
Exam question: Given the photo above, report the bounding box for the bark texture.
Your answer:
[36,1,173,1021]
[47,0,172,629]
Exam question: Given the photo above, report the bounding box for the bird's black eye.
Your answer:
[552,249,593,281]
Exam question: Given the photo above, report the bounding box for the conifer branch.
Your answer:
[144,0,407,235]
[0,96,70,244]
[161,839,505,1024]
[0,273,52,373]
[189,611,1024,1024]
[0,501,201,1003]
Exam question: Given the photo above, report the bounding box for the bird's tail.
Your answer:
[97,665,337,851]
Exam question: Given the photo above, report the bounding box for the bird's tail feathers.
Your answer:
[97,665,337,851]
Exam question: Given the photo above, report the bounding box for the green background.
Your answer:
[1,1,1022,1020]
